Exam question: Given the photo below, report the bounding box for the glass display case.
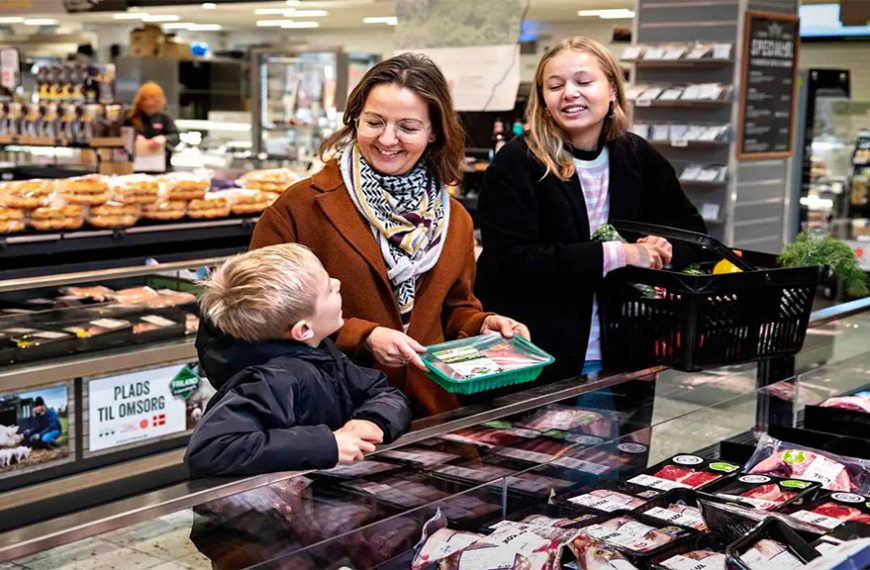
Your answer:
[2,298,868,569]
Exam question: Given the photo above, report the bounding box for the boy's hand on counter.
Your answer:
[333,430,376,464]
[480,315,530,340]
[341,419,384,444]
[364,327,427,370]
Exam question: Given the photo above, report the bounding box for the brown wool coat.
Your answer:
[250,159,492,416]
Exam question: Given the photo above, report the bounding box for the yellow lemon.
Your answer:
[713,258,743,274]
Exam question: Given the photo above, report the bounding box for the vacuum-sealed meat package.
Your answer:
[786,491,870,530]
[745,434,870,493]
[705,474,819,512]
[628,454,740,492]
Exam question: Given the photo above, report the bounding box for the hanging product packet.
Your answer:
[745,434,870,494]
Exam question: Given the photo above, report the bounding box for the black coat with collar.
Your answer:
[475,133,706,381]
[185,319,413,477]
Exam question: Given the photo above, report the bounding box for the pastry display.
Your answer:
[162,174,210,201]
[110,175,160,205]
[238,167,302,194]
[141,200,187,221]
[188,196,231,219]
[88,203,140,228]
[229,190,272,215]
[0,208,25,233]
[0,179,55,209]
[28,205,84,231]
[59,175,110,206]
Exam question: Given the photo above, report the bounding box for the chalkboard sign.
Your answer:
[737,11,800,160]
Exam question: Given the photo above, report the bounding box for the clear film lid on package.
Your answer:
[422,333,553,383]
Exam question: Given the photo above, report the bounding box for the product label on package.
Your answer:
[800,456,846,488]
[644,505,705,529]
[569,492,638,512]
[661,552,728,570]
[458,546,515,570]
[628,473,691,491]
[715,493,779,511]
[791,510,843,530]
[496,448,553,464]
[552,456,611,474]
[584,519,658,551]
[741,545,805,570]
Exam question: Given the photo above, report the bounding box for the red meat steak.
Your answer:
[653,465,718,487]
[742,484,795,504]
[813,502,863,520]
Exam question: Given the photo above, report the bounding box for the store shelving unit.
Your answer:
[629,0,799,252]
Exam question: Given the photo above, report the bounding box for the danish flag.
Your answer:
[152,414,166,427]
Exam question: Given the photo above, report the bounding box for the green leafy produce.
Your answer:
[591,223,625,243]
[682,265,707,276]
[778,232,869,296]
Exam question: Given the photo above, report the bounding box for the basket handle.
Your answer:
[612,220,757,271]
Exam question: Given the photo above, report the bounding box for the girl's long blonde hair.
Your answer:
[127,82,166,131]
[526,37,629,180]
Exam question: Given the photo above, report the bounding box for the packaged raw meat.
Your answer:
[517,404,617,437]
[628,454,740,491]
[64,318,132,338]
[496,472,576,497]
[132,315,180,334]
[58,285,114,301]
[656,548,726,570]
[378,447,460,468]
[820,396,870,414]
[486,518,581,544]
[725,518,820,570]
[494,434,578,465]
[107,286,160,305]
[638,491,709,532]
[316,459,401,479]
[341,476,450,509]
[411,510,563,570]
[438,423,540,448]
[567,534,639,569]
[785,491,870,531]
[565,481,662,513]
[745,434,870,493]
[421,334,553,394]
[428,462,515,484]
[577,514,691,555]
[705,474,818,512]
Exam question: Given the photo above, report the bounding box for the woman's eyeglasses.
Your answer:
[354,116,431,143]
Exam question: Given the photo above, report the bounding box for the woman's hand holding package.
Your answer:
[340,419,384,444]
[480,315,531,340]
[364,327,427,370]
[333,429,376,464]
[637,235,673,264]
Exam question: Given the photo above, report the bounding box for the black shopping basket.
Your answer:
[599,221,823,372]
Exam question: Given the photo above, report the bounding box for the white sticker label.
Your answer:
[90,318,129,329]
[141,315,176,327]
[741,544,805,570]
[459,546,515,570]
[739,475,771,484]
[33,331,69,339]
[644,506,705,530]
[715,493,779,511]
[800,456,846,488]
[832,493,865,504]
[661,552,728,570]
[569,492,639,512]
[553,456,612,474]
[496,448,553,464]
[791,510,843,530]
[584,519,660,551]
[628,473,691,491]
[673,455,704,466]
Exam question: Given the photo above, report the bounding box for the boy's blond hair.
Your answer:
[199,244,323,342]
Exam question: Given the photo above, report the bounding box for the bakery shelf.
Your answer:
[649,140,730,149]
[624,58,734,68]
[630,99,731,108]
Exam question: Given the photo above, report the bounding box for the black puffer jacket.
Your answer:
[186,320,413,477]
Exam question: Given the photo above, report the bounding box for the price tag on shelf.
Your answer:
[635,99,652,107]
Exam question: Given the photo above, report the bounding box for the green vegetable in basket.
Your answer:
[591,223,625,243]
[778,232,869,296]
[682,265,707,276]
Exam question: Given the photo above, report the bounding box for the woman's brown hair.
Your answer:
[526,37,630,180]
[126,82,166,131]
[320,53,465,185]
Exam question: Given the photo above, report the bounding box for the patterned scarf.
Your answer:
[340,144,449,330]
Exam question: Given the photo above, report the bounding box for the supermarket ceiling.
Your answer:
[2,0,639,31]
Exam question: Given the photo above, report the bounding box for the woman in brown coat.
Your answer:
[250,53,527,416]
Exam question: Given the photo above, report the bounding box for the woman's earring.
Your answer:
[607,100,616,119]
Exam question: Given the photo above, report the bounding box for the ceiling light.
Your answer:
[23,19,59,26]
[577,9,635,19]
[113,13,147,20]
[363,16,397,25]
[202,2,217,8]
[0,17,25,24]
[191,23,221,31]
[142,14,181,22]
[255,8,288,15]
[257,19,288,27]
[281,21,319,29]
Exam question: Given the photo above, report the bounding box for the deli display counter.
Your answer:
[1,298,869,569]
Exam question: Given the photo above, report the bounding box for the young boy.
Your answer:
[185,244,413,477]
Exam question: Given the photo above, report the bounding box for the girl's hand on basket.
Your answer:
[364,327,427,370]
[637,235,673,265]
[623,242,669,270]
